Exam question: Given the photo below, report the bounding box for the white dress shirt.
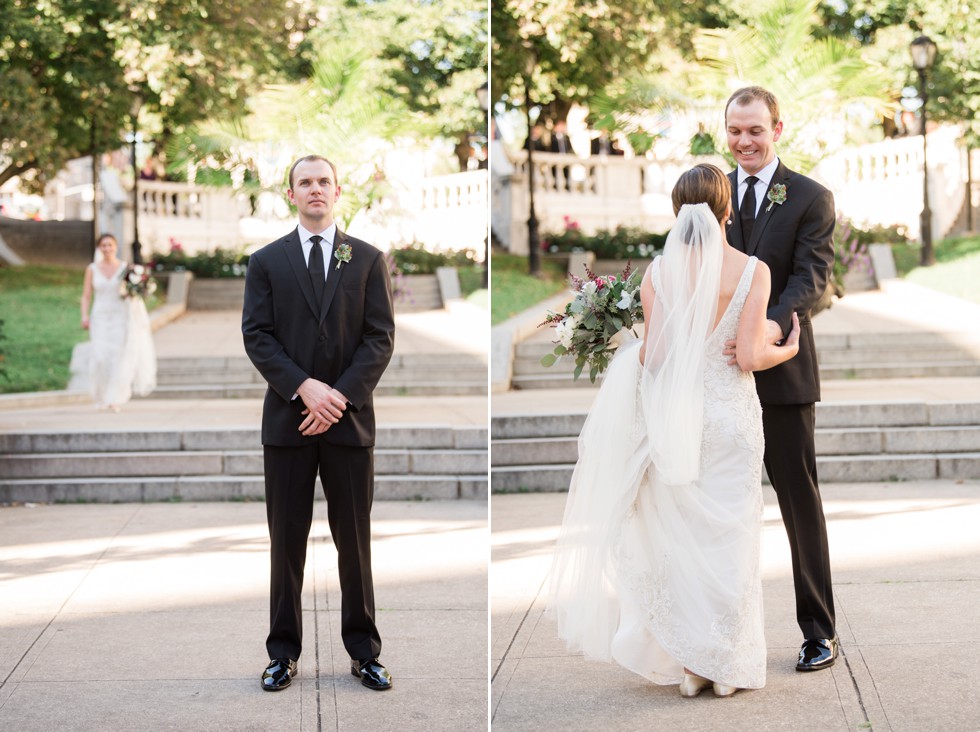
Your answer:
[298,222,337,282]
[737,157,780,217]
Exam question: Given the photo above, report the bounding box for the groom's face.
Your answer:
[725,99,783,175]
[288,159,341,228]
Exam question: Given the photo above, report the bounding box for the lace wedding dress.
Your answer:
[548,204,766,691]
[88,262,157,408]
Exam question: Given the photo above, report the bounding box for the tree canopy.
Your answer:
[0,0,307,191]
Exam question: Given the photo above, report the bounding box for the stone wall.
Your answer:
[0,217,94,267]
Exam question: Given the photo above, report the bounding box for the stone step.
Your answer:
[521,330,980,352]
[0,448,487,480]
[155,368,489,387]
[818,363,980,379]
[0,425,488,455]
[157,353,487,371]
[490,452,980,492]
[816,347,980,366]
[511,357,980,385]
[145,381,487,399]
[490,401,980,439]
[0,474,487,503]
[491,425,980,466]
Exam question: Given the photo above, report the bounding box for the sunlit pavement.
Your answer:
[0,499,487,731]
[491,481,980,732]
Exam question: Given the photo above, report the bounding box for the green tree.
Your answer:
[491,0,734,120]
[338,0,488,170]
[0,0,307,192]
[593,0,895,171]
[166,40,420,227]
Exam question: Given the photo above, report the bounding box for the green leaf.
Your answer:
[573,361,585,380]
[540,353,558,367]
[589,365,599,383]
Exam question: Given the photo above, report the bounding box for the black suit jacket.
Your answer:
[726,161,835,405]
[242,227,395,447]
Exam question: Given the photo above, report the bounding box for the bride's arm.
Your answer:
[734,262,800,372]
[638,263,656,365]
[80,265,93,330]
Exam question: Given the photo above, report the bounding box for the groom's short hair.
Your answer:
[725,86,781,127]
[288,155,339,189]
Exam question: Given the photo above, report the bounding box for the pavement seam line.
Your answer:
[491,574,547,720]
[0,505,141,691]
[837,594,877,730]
[313,529,323,732]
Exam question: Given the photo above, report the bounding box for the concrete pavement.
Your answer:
[491,482,980,732]
[0,498,487,731]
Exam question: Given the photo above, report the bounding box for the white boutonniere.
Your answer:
[766,183,787,213]
[334,243,352,270]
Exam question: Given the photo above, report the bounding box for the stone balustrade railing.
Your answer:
[494,126,974,255]
[44,169,489,258]
[499,151,726,254]
[811,125,970,241]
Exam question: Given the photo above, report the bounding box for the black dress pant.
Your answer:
[263,441,382,663]
[761,403,836,640]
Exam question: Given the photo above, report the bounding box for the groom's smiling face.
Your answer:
[725,98,783,176]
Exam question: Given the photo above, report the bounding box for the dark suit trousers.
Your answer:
[761,403,836,640]
[264,442,382,663]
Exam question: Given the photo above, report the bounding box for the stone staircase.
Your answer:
[0,424,487,503]
[512,330,980,389]
[149,352,487,399]
[491,399,980,492]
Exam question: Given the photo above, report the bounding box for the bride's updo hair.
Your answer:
[671,164,731,223]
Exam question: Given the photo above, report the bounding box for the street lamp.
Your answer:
[477,81,490,288]
[910,34,937,266]
[128,90,143,264]
[523,51,540,276]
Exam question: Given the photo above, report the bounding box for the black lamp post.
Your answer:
[128,90,143,264]
[911,34,938,266]
[477,80,490,289]
[523,55,541,276]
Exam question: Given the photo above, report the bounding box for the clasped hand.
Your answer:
[297,378,348,436]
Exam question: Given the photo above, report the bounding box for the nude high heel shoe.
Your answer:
[712,682,738,697]
[679,673,712,698]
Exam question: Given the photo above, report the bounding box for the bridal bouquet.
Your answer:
[120,264,158,299]
[539,262,643,383]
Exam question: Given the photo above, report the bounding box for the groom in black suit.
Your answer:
[722,87,839,672]
[243,155,395,691]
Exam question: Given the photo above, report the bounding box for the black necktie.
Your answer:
[308,235,324,304]
[740,176,758,245]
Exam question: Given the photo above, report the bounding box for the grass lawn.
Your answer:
[0,265,89,393]
[891,234,980,305]
[491,254,566,326]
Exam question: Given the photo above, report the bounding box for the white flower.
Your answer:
[582,281,598,300]
[616,289,634,309]
[133,264,145,276]
[554,320,575,349]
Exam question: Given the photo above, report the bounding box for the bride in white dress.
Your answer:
[80,234,157,410]
[548,164,801,697]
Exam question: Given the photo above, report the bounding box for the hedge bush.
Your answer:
[542,219,667,260]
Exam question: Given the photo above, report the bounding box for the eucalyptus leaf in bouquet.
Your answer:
[539,262,643,383]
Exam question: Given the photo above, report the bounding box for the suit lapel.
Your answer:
[318,228,347,323]
[747,161,790,255]
[284,228,321,317]
[727,171,745,253]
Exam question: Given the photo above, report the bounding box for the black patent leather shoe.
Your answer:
[351,658,392,691]
[796,637,838,672]
[261,658,297,691]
